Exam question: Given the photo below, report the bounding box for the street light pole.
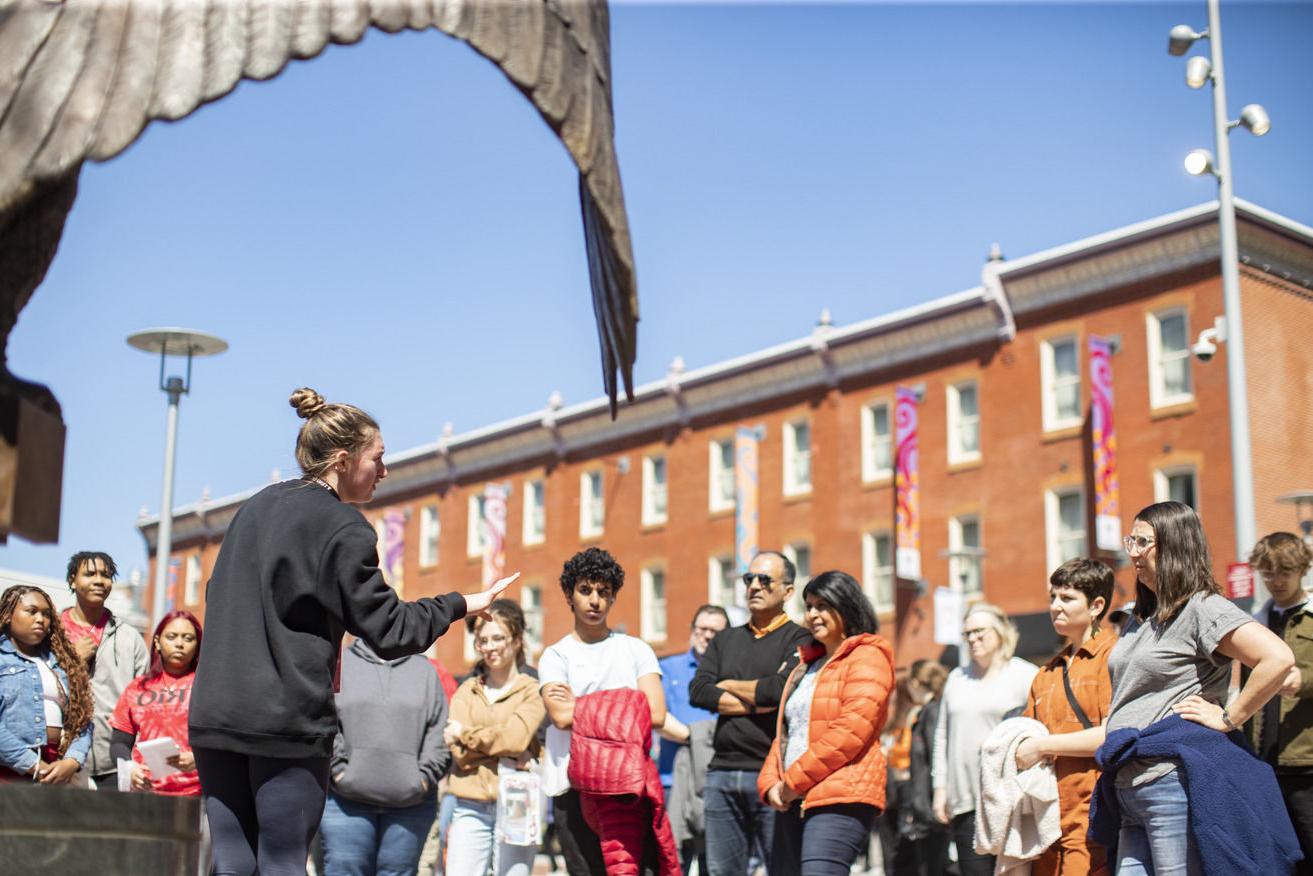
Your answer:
[128,328,228,630]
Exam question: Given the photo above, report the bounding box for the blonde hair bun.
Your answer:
[289,388,327,420]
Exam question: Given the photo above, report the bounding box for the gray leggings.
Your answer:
[195,747,329,876]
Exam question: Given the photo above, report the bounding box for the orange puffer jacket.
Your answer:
[758,633,895,812]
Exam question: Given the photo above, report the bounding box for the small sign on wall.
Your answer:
[1226,562,1254,601]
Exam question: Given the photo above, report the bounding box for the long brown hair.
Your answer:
[0,586,94,755]
[1131,501,1220,625]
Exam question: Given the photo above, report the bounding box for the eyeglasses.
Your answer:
[962,627,994,641]
[742,572,775,591]
[692,624,723,636]
[476,635,510,649]
[1123,535,1156,555]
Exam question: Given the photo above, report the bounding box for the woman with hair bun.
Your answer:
[190,388,515,876]
[932,602,1038,876]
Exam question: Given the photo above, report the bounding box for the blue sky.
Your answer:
[4,1,1311,582]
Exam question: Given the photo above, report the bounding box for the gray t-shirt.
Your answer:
[1107,591,1252,785]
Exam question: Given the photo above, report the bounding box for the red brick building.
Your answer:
[140,199,1313,670]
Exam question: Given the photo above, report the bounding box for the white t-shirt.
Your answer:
[537,631,661,797]
[15,650,64,728]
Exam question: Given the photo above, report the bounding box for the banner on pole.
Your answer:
[166,558,180,612]
[895,387,922,581]
[482,483,510,588]
[734,426,762,607]
[383,509,406,597]
[1090,336,1122,552]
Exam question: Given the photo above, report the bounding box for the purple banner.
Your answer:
[1090,336,1121,551]
[481,483,510,588]
[383,509,406,596]
[895,387,921,580]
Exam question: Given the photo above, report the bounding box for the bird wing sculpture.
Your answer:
[0,0,638,543]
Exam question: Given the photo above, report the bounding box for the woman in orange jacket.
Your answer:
[759,570,896,875]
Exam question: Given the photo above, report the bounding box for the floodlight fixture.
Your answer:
[1185,56,1212,89]
[1184,149,1215,176]
[1238,104,1271,137]
[1168,24,1206,56]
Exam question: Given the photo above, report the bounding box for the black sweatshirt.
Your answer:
[687,619,813,772]
[189,480,467,759]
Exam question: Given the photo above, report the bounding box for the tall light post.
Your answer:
[127,328,228,629]
[1168,1,1271,601]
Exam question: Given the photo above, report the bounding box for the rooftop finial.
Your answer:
[987,242,1005,263]
[817,307,833,328]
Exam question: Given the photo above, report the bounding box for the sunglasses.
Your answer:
[742,572,776,590]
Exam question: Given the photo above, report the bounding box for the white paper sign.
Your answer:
[136,737,181,780]
[933,587,965,645]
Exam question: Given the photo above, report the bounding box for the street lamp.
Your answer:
[1167,0,1272,602]
[127,328,228,629]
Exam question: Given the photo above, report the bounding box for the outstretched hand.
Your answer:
[465,572,519,616]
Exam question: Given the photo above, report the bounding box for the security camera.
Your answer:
[1192,319,1225,363]
[1192,335,1217,362]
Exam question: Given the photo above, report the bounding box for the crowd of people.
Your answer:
[3,388,1313,876]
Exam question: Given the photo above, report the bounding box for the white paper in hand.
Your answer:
[136,737,181,779]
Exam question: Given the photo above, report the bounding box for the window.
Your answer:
[580,470,604,538]
[521,583,543,656]
[1041,337,1082,430]
[783,420,812,495]
[1046,487,1087,573]
[641,568,668,642]
[708,554,738,607]
[862,532,895,614]
[948,515,983,598]
[1155,466,1198,511]
[947,380,981,464]
[419,504,439,567]
[1148,309,1193,407]
[466,493,487,558]
[709,439,735,512]
[523,479,546,545]
[642,455,668,526]
[861,401,893,481]
[184,554,202,605]
[783,542,812,621]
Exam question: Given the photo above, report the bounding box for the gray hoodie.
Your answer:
[329,639,450,807]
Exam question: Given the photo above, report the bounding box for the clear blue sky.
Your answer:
[4,1,1310,582]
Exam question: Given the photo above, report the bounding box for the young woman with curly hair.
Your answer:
[0,585,94,783]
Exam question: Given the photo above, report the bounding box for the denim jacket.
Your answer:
[0,634,93,774]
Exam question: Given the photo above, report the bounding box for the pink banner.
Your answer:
[895,387,921,580]
[383,509,406,596]
[1090,336,1121,551]
[734,426,761,589]
[481,483,509,587]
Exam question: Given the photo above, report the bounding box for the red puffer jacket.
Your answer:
[569,688,682,875]
[759,633,895,812]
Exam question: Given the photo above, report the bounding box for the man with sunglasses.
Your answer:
[689,551,813,876]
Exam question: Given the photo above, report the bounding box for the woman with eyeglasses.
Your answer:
[931,602,1038,876]
[444,599,546,876]
[1091,501,1298,875]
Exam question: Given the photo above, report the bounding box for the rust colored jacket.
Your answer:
[758,633,895,812]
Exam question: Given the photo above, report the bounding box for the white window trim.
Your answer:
[579,470,605,539]
[640,567,668,643]
[1154,464,1200,511]
[1146,308,1194,409]
[522,479,545,546]
[466,493,486,559]
[860,401,894,482]
[520,583,544,656]
[642,454,668,526]
[947,380,982,465]
[1045,486,1088,575]
[184,554,202,605]
[707,554,737,606]
[708,439,735,513]
[783,419,812,497]
[1040,336,1082,432]
[782,542,811,622]
[419,505,439,568]
[861,531,895,614]
[948,514,983,598]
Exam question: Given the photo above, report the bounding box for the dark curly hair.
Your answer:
[559,547,625,599]
[0,586,94,757]
[66,551,118,585]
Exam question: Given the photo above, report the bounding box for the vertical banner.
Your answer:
[895,387,922,581]
[1090,336,1122,551]
[482,482,510,588]
[734,426,762,608]
[383,509,406,597]
[166,557,180,612]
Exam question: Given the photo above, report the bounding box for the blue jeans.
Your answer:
[705,769,775,876]
[320,791,438,876]
[772,801,876,876]
[1115,768,1203,876]
[444,797,537,876]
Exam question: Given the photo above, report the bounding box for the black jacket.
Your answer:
[189,480,467,758]
[904,696,945,839]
